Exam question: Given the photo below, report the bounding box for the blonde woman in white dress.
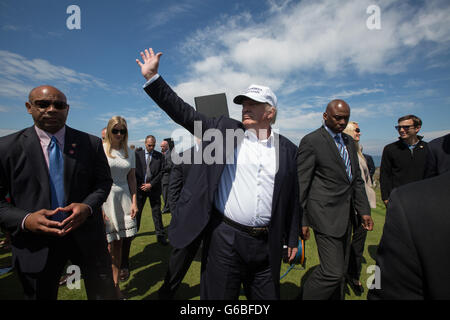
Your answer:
[343,121,377,295]
[102,116,138,299]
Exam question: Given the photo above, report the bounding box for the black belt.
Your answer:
[214,209,268,238]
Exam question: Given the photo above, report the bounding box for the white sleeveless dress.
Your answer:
[102,146,137,243]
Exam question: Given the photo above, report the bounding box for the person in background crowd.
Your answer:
[424,133,450,178]
[134,135,166,244]
[160,140,173,214]
[343,121,376,295]
[380,115,428,207]
[158,141,202,299]
[0,85,115,299]
[297,100,373,300]
[101,127,107,142]
[102,116,138,299]
[364,153,376,184]
[121,135,166,286]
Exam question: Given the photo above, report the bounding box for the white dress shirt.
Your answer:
[214,129,276,227]
[143,75,277,227]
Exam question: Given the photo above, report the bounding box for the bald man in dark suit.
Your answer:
[0,85,114,299]
[297,100,373,300]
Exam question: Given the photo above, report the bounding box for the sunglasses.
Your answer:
[111,129,127,135]
[32,100,68,110]
[355,128,360,133]
[395,125,415,131]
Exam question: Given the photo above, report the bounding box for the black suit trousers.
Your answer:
[158,235,202,299]
[200,216,277,300]
[302,217,353,300]
[347,218,368,280]
[136,188,164,235]
[16,234,114,300]
[161,182,170,212]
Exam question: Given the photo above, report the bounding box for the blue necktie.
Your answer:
[334,135,352,181]
[48,136,65,221]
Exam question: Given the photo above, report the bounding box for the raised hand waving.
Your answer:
[136,48,163,81]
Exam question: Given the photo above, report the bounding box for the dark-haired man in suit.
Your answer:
[136,48,300,300]
[0,85,114,300]
[380,114,428,207]
[297,100,373,300]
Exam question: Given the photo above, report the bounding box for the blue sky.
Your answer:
[1,0,449,156]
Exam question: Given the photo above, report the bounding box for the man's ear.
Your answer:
[25,102,32,114]
[266,107,274,119]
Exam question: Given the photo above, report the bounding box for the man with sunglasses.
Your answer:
[0,85,115,299]
[380,114,428,207]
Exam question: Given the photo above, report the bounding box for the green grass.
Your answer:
[0,181,386,300]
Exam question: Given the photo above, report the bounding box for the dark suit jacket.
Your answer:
[167,147,195,213]
[144,76,300,289]
[135,148,164,193]
[363,153,376,182]
[161,149,174,185]
[297,127,371,238]
[0,126,113,273]
[380,138,428,201]
[424,133,450,178]
[368,171,450,299]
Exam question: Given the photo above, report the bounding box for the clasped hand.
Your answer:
[24,203,91,236]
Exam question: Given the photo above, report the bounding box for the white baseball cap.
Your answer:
[233,84,277,108]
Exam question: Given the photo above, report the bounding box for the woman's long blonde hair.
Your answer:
[344,121,363,159]
[104,116,129,159]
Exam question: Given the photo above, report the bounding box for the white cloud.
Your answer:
[181,0,450,81]
[331,88,384,100]
[97,109,163,128]
[0,50,108,99]
[145,0,199,30]
[167,0,450,142]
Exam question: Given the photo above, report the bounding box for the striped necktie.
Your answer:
[334,134,352,180]
[48,136,66,221]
